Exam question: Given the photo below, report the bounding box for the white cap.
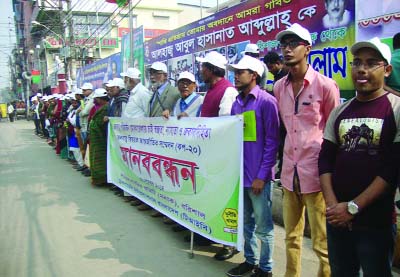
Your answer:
[227,55,264,77]
[42,96,48,101]
[69,93,78,100]
[36,93,42,97]
[80,82,93,90]
[178,71,196,83]
[53,94,62,99]
[150,62,168,73]
[243,43,259,54]
[74,88,84,95]
[106,78,125,88]
[31,96,38,102]
[196,51,227,69]
[351,37,392,64]
[276,23,312,46]
[121,67,141,79]
[93,88,108,98]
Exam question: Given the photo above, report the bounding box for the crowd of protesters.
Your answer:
[27,24,400,277]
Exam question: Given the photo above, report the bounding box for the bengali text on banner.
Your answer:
[107,116,244,249]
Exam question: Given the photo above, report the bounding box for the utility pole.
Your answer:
[67,0,74,84]
[59,0,68,84]
[96,0,102,59]
[129,0,134,67]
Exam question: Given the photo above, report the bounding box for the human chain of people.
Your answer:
[21,22,400,275]
[5,0,399,276]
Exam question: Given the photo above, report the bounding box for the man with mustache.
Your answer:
[323,0,351,29]
[319,37,399,276]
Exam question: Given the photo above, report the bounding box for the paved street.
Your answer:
[0,120,398,277]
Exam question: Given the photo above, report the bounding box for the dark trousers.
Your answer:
[39,115,48,138]
[34,118,41,135]
[327,223,395,277]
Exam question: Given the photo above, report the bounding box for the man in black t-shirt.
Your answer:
[318,37,400,276]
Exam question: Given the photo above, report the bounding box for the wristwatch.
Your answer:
[347,201,359,215]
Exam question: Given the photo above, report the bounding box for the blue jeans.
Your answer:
[243,183,274,272]
[327,223,395,277]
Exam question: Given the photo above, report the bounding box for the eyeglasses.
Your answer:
[178,80,193,86]
[279,41,308,49]
[150,71,164,76]
[350,60,386,71]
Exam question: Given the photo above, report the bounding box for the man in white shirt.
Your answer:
[7,103,15,122]
[121,68,152,118]
[162,71,203,119]
[77,82,94,146]
[120,68,153,204]
[77,82,95,178]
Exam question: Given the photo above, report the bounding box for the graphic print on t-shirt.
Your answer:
[338,117,383,154]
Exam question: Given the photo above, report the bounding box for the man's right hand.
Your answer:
[162,109,170,119]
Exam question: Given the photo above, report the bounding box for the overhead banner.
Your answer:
[75,52,121,89]
[107,116,244,248]
[355,0,400,45]
[144,0,355,97]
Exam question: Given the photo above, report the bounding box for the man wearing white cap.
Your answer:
[160,71,204,229]
[37,93,48,138]
[319,37,399,276]
[77,82,94,151]
[242,43,268,90]
[148,61,180,117]
[134,62,180,211]
[105,78,130,195]
[66,96,85,171]
[119,68,153,201]
[274,23,340,277]
[88,88,110,187]
[105,78,129,119]
[196,51,238,260]
[71,89,85,155]
[162,71,203,119]
[31,96,41,136]
[227,55,279,277]
[197,51,238,118]
[121,68,152,118]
